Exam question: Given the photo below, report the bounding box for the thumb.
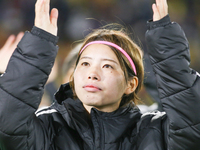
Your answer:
[152,4,160,21]
[50,8,58,27]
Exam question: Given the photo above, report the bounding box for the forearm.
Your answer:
[0,26,58,134]
[146,15,196,96]
[146,15,200,149]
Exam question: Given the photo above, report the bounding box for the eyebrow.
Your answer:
[80,56,119,65]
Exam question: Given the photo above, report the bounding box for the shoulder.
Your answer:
[34,104,68,132]
[35,106,58,117]
[35,105,63,126]
[141,110,166,121]
[137,110,167,131]
[135,111,168,149]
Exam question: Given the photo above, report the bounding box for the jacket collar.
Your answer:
[54,82,142,121]
[54,82,74,104]
[53,82,142,146]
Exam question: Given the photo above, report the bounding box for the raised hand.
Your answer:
[152,0,168,21]
[0,32,24,73]
[35,0,58,36]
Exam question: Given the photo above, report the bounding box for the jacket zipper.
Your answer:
[92,110,105,150]
[99,117,104,150]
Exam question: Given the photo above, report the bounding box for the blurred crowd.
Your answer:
[0,0,200,111]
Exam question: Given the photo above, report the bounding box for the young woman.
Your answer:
[0,0,199,149]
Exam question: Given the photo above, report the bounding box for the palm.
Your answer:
[35,0,58,36]
[152,0,168,21]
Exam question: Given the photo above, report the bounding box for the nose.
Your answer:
[88,66,101,81]
[88,74,99,80]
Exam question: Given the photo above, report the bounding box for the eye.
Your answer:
[81,62,90,66]
[103,64,113,69]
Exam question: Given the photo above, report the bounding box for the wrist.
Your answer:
[31,26,59,45]
[147,15,171,30]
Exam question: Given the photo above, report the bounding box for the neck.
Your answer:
[83,104,93,113]
[83,103,120,113]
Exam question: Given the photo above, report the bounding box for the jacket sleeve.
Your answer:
[0,26,58,149]
[145,15,200,150]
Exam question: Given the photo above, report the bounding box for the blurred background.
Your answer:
[0,0,200,109]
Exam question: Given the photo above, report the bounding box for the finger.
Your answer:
[155,0,162,13]
[35,0,45,26]
[163,0,168,8]
[155,0,161,8]
[41,0,50,24]
[50,8,58,27]
[13,32,24,46]
[16,32,24,40]
[1,35,16,50]
[152,3,160,21]
[159,0,166,18]
[163,0,168,15]
[44,0,50,13]
[156,0,167,19]
[35,0,44,14]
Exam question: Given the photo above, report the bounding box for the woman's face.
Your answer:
[74,44,131,112]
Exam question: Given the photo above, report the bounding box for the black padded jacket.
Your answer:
[0,16,200,150]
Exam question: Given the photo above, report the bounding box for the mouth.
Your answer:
[83,85,102,92]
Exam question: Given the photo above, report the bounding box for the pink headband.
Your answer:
[79,41,137,75]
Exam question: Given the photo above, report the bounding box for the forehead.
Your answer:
[80,44,119,60]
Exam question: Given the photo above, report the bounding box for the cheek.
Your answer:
[73,68,86,91]
[74,67,83,79]
[73,71,81,98]
[107,70,125,84]
[106,74,127,92]
[73,70,81,88]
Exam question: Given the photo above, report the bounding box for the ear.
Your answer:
[124,76,138,95]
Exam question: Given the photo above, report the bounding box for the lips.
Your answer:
[83,84,102,92]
